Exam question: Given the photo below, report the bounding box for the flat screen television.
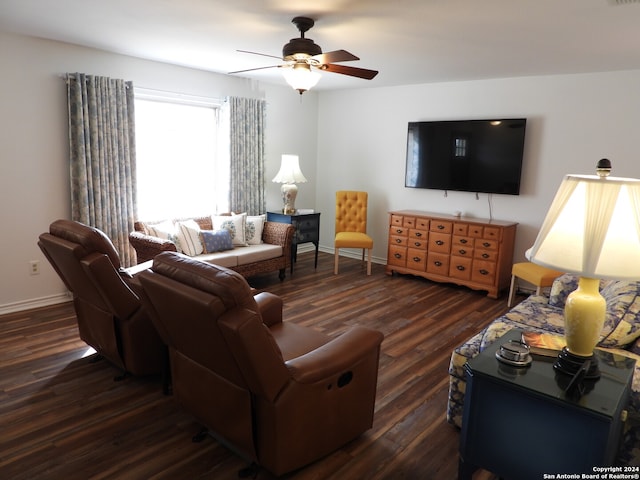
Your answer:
[405,118,527,195]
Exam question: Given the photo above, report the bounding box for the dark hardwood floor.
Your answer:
[0,251,519,479]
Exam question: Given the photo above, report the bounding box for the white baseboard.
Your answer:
[0,292,72,316]
[317,246,385,265]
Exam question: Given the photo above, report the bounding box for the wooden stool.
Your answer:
[507,262,564,307]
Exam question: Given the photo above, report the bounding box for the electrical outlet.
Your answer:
[29,260,40,275]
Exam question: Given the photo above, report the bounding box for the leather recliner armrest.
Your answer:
[285,327,384,384]
[254,292,283,327]
[81,253,141,320]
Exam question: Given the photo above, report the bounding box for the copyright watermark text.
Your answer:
[543,467,640,479]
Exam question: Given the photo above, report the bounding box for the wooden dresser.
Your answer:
[385,210,517,298]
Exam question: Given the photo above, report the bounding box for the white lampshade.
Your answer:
[281,63,321,94]
[272,155,308,184]
[526,173,640,279]
[272,154,307,215]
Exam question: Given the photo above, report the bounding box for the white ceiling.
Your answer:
[2,0,640,91]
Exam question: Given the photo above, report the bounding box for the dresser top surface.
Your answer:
[389,210,518,227]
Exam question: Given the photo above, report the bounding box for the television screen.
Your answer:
[405,118,527,195]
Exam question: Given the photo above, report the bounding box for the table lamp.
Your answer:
[272,154,307,214]
[526,159,640,379]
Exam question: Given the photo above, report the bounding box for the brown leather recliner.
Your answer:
[138,251,384,476]
[38,219,165,376]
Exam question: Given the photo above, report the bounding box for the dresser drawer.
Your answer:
[476,239,498,251]
[469,225,484,238]
[472,260,497,285]
[449,256,472,280]
[408,237,428,249]
[403,216,416,228]
[391,214,404,227]
[389,225,408,237]
[454,223,468,235]
[429,232,451,253]
[407,248,427,271]
[483,227,501,241]
[453,235,473,248]
[390,235,408,247]
[474,249,498,262]
[427,252,450,275]
[409,228,428,242]
[452,242,474,258]
[416,218,430,230]
[388,245,407,267]
[430,220,453,234]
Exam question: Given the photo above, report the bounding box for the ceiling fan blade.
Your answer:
[313,49,359,64]
[237,49,282,60]
[228,65,282,74]
[320,63,379,80]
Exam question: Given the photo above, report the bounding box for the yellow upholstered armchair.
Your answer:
[334,191,373,275]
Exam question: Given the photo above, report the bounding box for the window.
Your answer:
[134,90,228,220]
[454,136,468,158]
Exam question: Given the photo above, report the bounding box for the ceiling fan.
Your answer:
[229,16,379,94]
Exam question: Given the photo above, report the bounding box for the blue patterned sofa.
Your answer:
[447,274,640,465]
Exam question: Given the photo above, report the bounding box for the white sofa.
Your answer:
[129,214,294,280]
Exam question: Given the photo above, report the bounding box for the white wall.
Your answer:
[0,31,318,312]
[3,29,640,312]
[314,72,640,266]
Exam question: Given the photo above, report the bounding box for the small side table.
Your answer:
[266,211,320,273]
[459,329,635,480]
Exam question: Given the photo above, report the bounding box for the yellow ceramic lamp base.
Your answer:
[563,277,606,357]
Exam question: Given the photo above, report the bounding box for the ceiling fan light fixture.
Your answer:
[283,38,322,61]
[282,62,321,95]
[231,16,378,94]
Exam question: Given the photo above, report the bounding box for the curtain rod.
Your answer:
[62,74,223,106]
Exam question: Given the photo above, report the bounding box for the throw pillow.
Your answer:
[245,214,266,245]
[200,229,234,253]
[176,220,204,256]
[548,274,580,308]
[212,212,247,246]
[148,220,181,253]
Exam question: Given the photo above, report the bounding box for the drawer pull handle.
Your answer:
[457,265,465,271]
[414,242,422,247]
[395,238,402,243]
[434,261,442,267]
[483,242,491,247]
[460,239,468,244]
[415,232,422,237]
[436,240,444,246]
[482,253,489,259]
[479,269,489,275]
[394,253,402,259]
[437,224,445,230]
[458,249,466,255]
[396,229,402,234]
[413,257,421,262]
